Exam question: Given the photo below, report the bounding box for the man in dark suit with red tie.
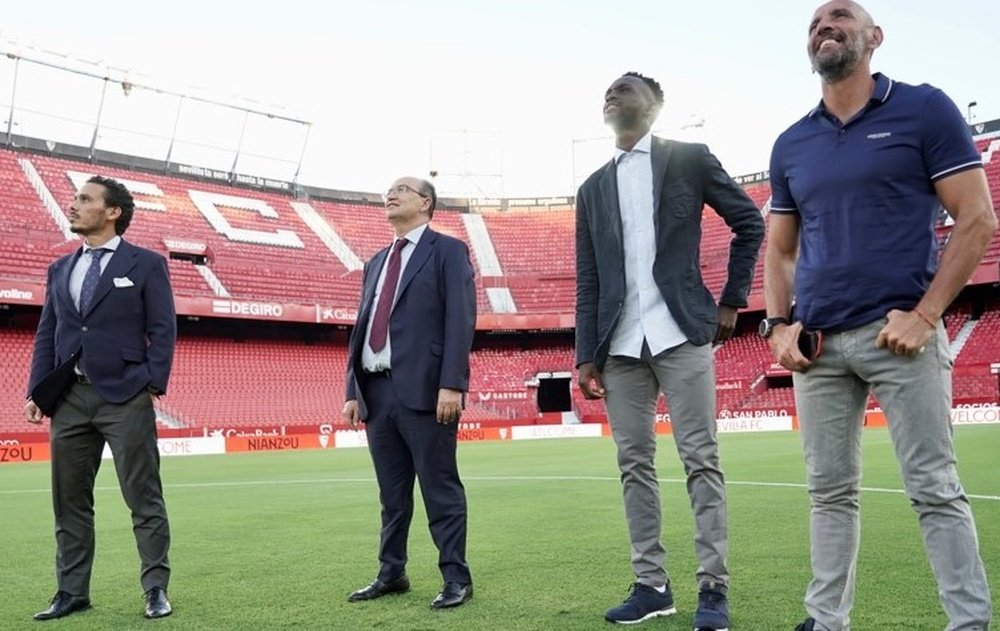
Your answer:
[24,175,176,621]
[342,176,477,609]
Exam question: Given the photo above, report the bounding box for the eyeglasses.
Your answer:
[383,184,428,201]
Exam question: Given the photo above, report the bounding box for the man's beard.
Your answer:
[810,34,865,83]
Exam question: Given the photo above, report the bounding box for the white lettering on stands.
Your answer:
[320,307,359,321]
[716,381,743,391]
[212,300,284,318]
[0,288,33,301]
[730,410,789,418]
[207,427,287,438]
[163,238,207,254]
[189,190,304,248]
[101,437,225,459]
[178,164,230,181]
[511,424,603,440]
[477,391,530,402]
[951,405,1000,425]
[716,416,793,433]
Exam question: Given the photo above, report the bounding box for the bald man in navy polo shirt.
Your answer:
[764,2,995,630]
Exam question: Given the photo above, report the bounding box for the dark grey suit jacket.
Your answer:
[575,136,764,370]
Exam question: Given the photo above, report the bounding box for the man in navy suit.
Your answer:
[24,175,176,621]
[343,176,477,609]
[576,73,764,628]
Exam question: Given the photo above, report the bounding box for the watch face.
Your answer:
[759,319,770,337]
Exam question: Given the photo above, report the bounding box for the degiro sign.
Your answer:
[212,300,284,318]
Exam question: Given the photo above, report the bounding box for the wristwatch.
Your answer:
[758,316,790,338]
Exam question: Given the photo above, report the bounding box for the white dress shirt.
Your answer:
[69,235,122,311]
[608,132,688,358]
[361,223,429,372]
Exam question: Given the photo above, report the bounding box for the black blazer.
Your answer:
[575,136,764,370]
[345,227,477,420]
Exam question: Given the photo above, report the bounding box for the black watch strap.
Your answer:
[759,316,790,338]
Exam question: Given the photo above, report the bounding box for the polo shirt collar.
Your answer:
[808,72,894,119]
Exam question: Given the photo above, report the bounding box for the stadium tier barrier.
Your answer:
[3,404,997,465]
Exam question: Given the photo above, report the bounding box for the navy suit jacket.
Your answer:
[575,137,765,370]
[28,239,177,408]
[345,227,476,420]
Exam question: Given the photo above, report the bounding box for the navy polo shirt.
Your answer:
[769,73,982,332]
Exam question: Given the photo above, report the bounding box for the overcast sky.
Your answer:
[2,0,998,198]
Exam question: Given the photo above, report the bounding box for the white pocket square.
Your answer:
[113,277,135,288]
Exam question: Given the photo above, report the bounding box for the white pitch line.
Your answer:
[1,475,999,501]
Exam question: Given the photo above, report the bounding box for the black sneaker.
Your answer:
[794,618,816,631]
[605,582,676,624]
[693,586,729,630]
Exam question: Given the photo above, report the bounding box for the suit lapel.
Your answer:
[84,240,139,316]
[395,228,435,307]
[651,136,674,239]
[357,247,389,327]
[598,160,624,258]
[57,250,82,312]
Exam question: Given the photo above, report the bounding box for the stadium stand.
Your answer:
[0,329,35,434]
[2,127,999,434]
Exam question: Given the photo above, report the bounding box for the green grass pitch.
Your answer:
[0,426,997,630]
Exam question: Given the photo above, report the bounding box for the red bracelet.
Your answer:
[913,307,935,328]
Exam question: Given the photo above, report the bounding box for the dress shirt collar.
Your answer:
[613,130,653,164]
[83,235,122,254]
[395,222,429,249]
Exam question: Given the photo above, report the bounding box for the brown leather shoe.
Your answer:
[34,592,91,620]
[144,587,172,619]
[348,575,410,602]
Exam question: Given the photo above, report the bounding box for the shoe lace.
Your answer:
[624,582,655,603]
[623,582,641,601]
[699,589,725,609]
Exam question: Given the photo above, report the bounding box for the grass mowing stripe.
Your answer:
[3,474,1000,501]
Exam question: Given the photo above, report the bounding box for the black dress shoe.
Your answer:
[144,587,172,619]
[431,582,473,609]
[348,575,410,602]
[34,591,91,620]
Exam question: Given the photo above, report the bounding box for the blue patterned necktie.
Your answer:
[79,248,109,314]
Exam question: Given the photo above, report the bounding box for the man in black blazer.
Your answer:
[576,73,764,628]
[24,175,176,620]
[343,176,477,609]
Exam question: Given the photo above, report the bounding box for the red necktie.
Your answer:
[368,239,407,352]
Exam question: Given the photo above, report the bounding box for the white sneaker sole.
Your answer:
[609,606,677,624]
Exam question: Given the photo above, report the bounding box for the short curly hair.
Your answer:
[87,175,135,235]
[623,71,665,105]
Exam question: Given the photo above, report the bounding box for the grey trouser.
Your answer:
[794,319,991,631]
[49,382,171,597]
[602,341,729,589]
